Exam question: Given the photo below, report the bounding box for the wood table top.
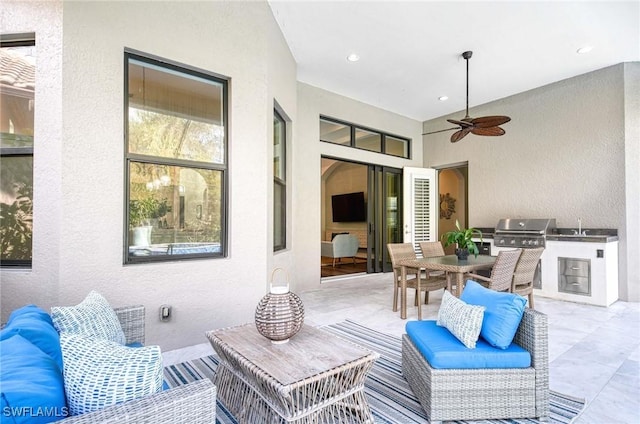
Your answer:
[208,324,377,386]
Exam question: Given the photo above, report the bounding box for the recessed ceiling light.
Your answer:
[346,53,360,62]
[577,46,593,54]
[438,96,449,101]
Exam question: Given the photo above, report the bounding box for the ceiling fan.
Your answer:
[424,51,511,143]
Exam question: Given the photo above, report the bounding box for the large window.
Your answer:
[320,116,411,158]
[273,109,286,251]
[125,51,228,263]
[0,35,35,268]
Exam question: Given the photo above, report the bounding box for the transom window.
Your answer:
[320,116,410,158]
[1,34,35,268]
[125,51,228,263]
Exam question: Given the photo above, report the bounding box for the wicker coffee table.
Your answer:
[206,324,378,423]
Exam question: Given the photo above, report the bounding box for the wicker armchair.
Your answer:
[402,308,549,423]
[54,306,216,423]
[512,247,544,308]
[466,249,522,292]
[388,243,448,320]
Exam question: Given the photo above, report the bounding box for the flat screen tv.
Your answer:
[331,191,366,222]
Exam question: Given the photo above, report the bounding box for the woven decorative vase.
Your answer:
[255,268,305,344]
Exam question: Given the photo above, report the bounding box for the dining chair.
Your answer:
[511,247,544,308]
[466,249,522,292]
[418,241,451,293]
[387,243,448,318]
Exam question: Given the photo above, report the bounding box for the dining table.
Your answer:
[397,254,496,320]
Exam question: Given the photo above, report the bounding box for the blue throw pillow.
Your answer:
[0,335,68,423]
[461,280,527,349]
[0,305,63,371]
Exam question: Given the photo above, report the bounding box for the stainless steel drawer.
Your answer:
[558,257,591,296]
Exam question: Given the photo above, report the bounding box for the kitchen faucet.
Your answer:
[573,218,587,236]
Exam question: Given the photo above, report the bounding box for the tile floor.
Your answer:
[164,272,640,423]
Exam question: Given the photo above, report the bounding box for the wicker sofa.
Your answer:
[1,304,216,424]
[402,308,549,423]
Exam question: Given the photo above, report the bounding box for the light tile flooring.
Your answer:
[164,272,640,423]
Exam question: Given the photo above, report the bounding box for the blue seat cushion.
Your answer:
[461,280,527,349]
[0,305,64,371]
[406,320,531,369]
[0,334,68,423]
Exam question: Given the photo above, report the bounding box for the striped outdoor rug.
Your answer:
[164,320,585,424]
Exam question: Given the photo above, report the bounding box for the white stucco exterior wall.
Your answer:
[423,64,636,301]
[1,0,298,350]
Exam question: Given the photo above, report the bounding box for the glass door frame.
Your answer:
[367,165,403,273]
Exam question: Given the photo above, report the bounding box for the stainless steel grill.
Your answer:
[493,218,556,248]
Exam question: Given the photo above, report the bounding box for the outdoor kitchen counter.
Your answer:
[546,228,618,243]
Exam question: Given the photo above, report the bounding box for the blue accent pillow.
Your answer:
[461,280,527,349]
[406,320,531,369]
[0,335,68,423]
[0,305,64,371]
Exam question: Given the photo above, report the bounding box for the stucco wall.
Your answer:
[623,62,639,301]
[1,0,297,350]
[423,64,636,301]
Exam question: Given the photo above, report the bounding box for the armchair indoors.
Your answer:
[321,233,359,267]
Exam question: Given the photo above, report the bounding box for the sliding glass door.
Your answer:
[367,165,403,273]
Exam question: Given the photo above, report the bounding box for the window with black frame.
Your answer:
[319,116,410,159]
[125,51,228,263]
[0,35,35,268]
[273,109,286,251]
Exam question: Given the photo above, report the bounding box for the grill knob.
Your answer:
[532,240,539,246]
[510,239,516,245]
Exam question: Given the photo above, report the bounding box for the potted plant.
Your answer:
[441,219,483,260]
[129,197,171,246]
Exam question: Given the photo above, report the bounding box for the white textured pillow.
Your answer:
[437,290,485,349]
[51,291,126,345]
[59,333,163,415]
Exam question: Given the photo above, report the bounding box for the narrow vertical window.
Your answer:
[125,51,228,263]
[0,35,35,268]
[273,109,286,251]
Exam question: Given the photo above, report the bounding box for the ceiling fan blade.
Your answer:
[450,128,471,143]
[422,126,460,136]
[447,118,473,128]
[470,116,511,128]
[471,126,506,137]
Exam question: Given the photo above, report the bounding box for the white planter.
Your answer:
[131,226,153,247]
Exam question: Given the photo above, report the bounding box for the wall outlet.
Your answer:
[160,305,172,322]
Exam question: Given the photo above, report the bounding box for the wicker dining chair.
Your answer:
[466,249,522,292]
[388,243,448,319]
[418,241,451,292]
[511,247,545,308]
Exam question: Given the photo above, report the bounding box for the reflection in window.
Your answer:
[355,128,381,152]
[1,37,35,267]
[125,52,227,263]
[320,118,350,145]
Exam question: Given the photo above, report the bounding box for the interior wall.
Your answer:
[438,168,466,255]
[1,0,298,350]
[322,161,368,239]
[423,63,636,301]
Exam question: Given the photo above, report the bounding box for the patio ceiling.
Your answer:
[268,1,639,121]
